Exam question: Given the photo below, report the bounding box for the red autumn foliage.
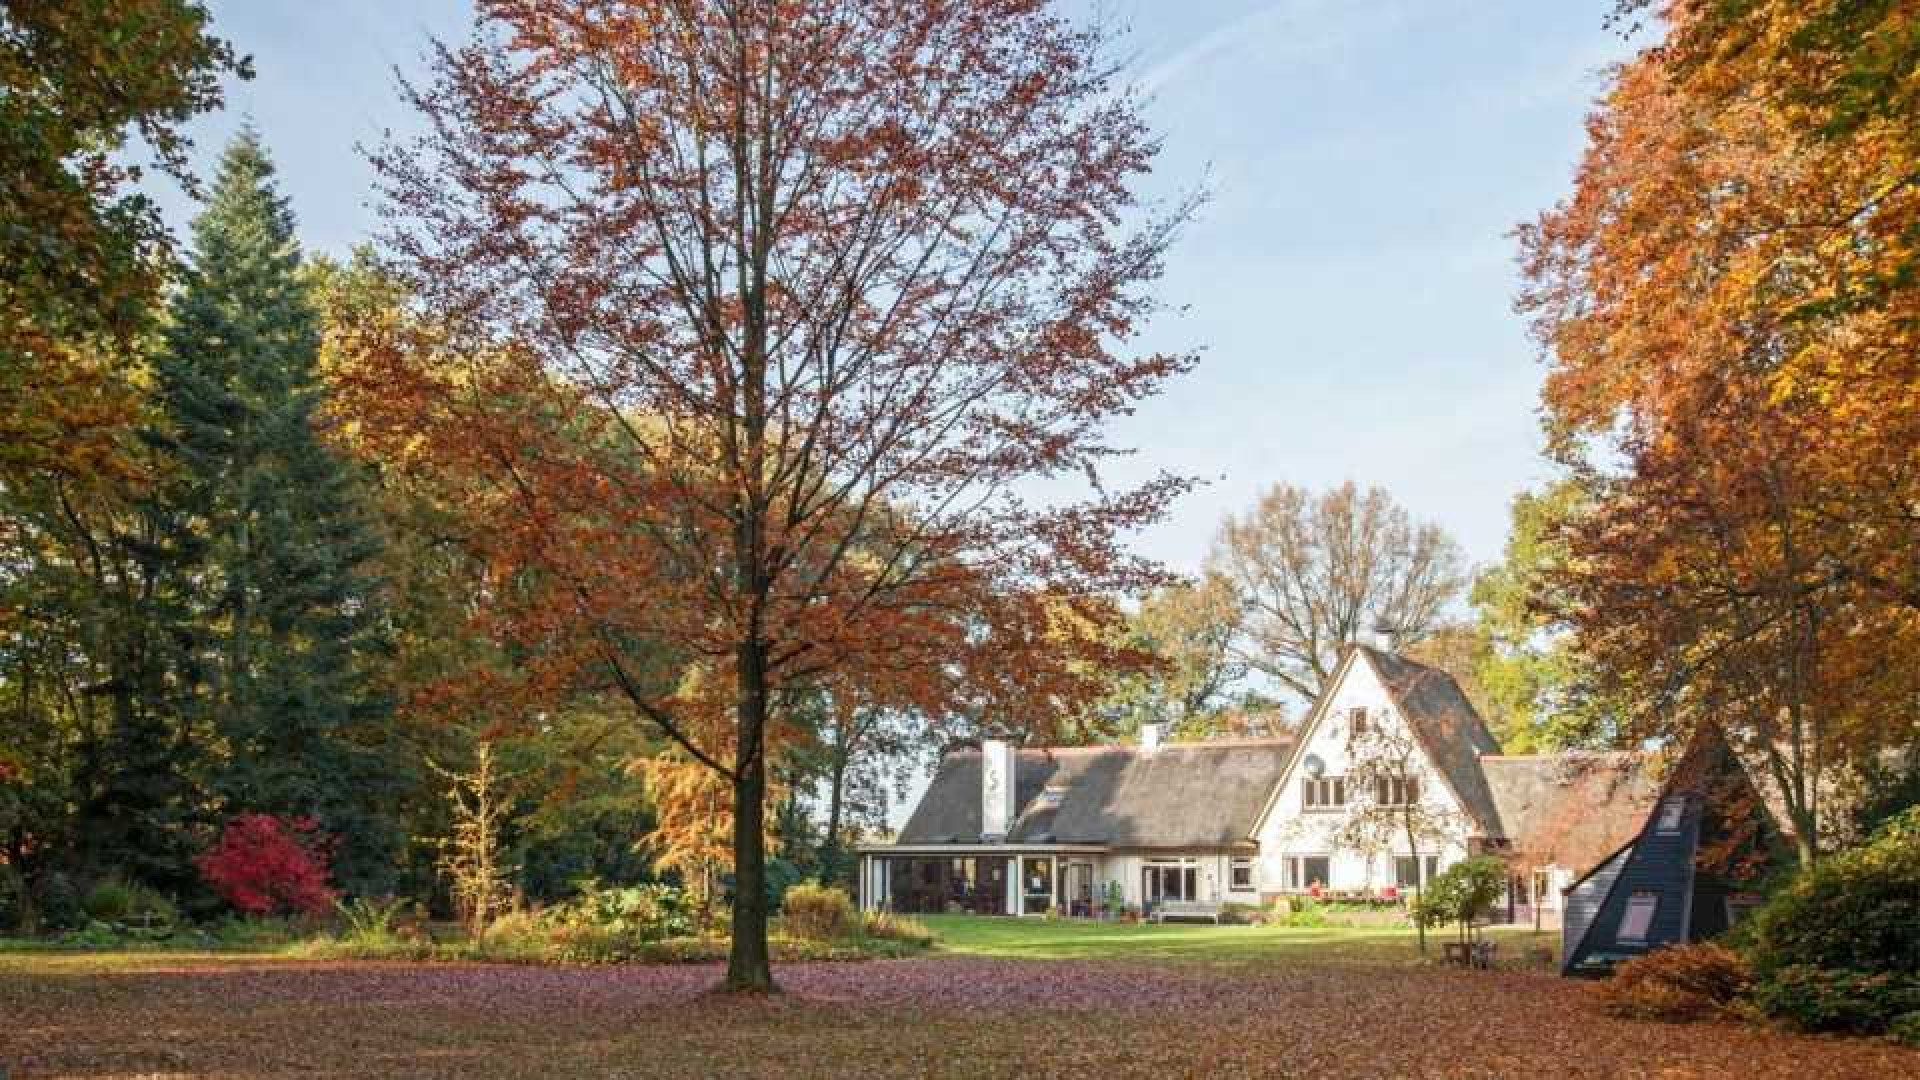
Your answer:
[342,0,1193,990]
[195,814,339,917]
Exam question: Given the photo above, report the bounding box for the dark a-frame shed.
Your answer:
[1561,733,1781,977]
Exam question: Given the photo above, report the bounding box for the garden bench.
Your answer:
[1151,901,1222,924]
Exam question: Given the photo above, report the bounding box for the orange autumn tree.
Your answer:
[356,0,1190,991]
[1521,3,1920,863]
[636,752,734,923]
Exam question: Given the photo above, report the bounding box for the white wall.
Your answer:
[1254,656,1473,894]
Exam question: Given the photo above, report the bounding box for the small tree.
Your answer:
[1335,716,1463,955]
[1413,856,1507,947]
[195,814,337,917]
[430,740,518,936]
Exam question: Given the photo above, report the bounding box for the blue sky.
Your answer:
[148,0,1640,574]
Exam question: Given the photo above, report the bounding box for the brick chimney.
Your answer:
[981,739,1017,840]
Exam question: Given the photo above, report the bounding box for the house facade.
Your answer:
[858,645,1662,925]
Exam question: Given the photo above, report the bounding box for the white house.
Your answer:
[858,645,1661,923]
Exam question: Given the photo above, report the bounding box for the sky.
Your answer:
[146,0,1643,575]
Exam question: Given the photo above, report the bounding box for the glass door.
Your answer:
[1020,856,1054,915]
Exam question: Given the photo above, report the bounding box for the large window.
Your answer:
[1143,860,1199,905]
[1282,855,1331,891]
[1619,891,1660,943]
[1374,775,1419,807]
[1301,775,1347,811]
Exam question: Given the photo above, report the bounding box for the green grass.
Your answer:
[0,916,1558,972]
[921,914,1561,969]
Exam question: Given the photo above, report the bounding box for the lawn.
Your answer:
[919,913,1560,968]
[3,920,1916,1078]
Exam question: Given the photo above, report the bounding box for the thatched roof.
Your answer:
[1355,646,1505,833]
[896,739,1298,849]
[1482,752,1663,870]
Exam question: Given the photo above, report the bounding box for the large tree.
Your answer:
[1520,3,1920,862]
[358,0,1190,990]
[1208,481,1466,702]
[158,132,402,891]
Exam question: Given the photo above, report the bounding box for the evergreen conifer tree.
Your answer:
[154,129,399,892]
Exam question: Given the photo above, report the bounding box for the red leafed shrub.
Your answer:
[196,814,338,916]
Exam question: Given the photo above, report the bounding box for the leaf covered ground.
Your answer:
[3,923,1915,1078]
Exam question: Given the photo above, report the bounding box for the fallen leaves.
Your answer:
[2,953,1915,1078]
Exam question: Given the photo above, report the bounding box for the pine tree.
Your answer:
[155,129,400,893]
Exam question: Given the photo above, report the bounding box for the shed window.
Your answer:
[1654,798,1686,835]
[1619,891,1660,943]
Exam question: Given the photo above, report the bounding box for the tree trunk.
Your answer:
[1404,811,1426,955]
[725,638,775,993]
[820,740,850,886]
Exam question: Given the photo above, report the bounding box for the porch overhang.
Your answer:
[855,843,1108,856]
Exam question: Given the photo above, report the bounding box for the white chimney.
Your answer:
[1140,722,1165,752]
[980,739,1017,840]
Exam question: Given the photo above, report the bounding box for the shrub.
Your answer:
[31,872,82,932]
[0,865,21,933]
[859,910,934,947]
[81,877,135,920]
[1891,1011,1920,1048]
[1412,857,1506,941]
[1746,807,1920,980]
[1220,902,1267,926]
[1750,965,1920,1035]
[1600,944,1752,1022]
[780,882,857,942]
[81,877,178,934]
[196,814,338,917]
[335,896,411,947]
[551,881,692,942]
[210,915,303,947]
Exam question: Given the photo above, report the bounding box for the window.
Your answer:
[1301,775,1347,811]
[1143,860,1198,904]
[1282,855,1331,891]
[1532,869,1556,910]
[1394,854,1440,889]
[1373,775,1419,807]
[1654,797,1686,835]
[1619,891,1659,943]
[1230,857,1255,891]
[1349,706,1369,736]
